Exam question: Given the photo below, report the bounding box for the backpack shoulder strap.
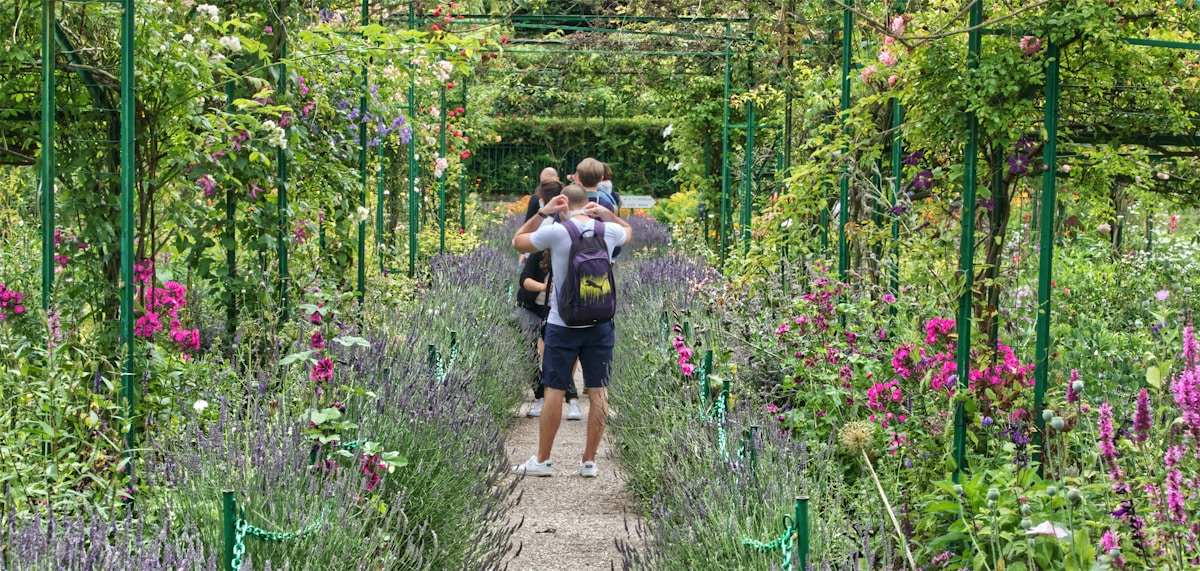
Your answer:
[563,219,582,241]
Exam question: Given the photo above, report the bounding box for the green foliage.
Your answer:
[470,116,675,195]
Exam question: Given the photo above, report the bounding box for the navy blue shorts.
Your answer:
[542,322,615,390]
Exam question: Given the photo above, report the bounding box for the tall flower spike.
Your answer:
[1133,387,1151,443]
[1098,401,1117,459]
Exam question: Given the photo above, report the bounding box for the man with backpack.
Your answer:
[510,169,632,478]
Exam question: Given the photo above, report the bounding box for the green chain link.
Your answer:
[715,394,729,460]
[433,343,460,383]
[743,524,796,570]
[242,513,324,542]
[231,518,248,570]
[230,511,324,569]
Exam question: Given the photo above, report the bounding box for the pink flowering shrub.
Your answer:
[131,260,201,355]
[0,284,28,321]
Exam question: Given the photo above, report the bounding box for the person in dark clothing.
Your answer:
[516,249,580,419]
[516,179,581,419]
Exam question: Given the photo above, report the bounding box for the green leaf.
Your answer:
[280,350,315,366]
[1146,365,1161,389]
[332,335,370,348]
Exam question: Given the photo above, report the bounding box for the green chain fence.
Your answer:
[677,328,810,569]
[742,496,810,570]
[223,490,325,571]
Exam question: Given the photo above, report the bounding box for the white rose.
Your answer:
[193,399,209,413]
[219,36,242,53]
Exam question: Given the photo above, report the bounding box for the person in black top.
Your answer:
[517,248,581,418]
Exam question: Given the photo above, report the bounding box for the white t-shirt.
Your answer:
[529,216,627,328]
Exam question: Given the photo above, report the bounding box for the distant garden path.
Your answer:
[504,376,638,570]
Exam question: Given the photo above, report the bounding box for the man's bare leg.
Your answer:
[583,387,607,463]
[538,387,565,463]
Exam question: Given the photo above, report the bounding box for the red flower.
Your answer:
[459,150,470,160]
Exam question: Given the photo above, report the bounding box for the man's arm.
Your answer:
[513,195,567,253]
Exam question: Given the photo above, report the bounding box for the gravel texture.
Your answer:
[503,385,638,571]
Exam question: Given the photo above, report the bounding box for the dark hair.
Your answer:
[539,248,551,274]
[602,163,612,182]
[536,180,564,203]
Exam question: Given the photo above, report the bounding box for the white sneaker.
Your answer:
[566,400,582,421]
[579,460,598,478]
[527,398,543,417]
[512,456,552,477]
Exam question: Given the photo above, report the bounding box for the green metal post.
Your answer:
[819,185,829,250]
[702,350,713,404]
[952,0,984,483]
[277,20,290,317]
[120,0,137,470]
[783,1,793,177]
[889,100,903,316]
[1032,43,1061,472]
[745,425,758,473]
[357,0,368,303]
[795,496,810,571]
[837,1,852,282]
[224,81,237,338]
[222,490,237,571]
[720,30,732,270]
[438,74,447,254]
[460,78,468,230]
[41,0,56,311]
[988,151,1003,346]
[377,139,385,273]
[742,99,755,254]
[721,379,731,413]
[407,3,418,278]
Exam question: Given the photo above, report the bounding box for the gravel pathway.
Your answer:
[504,384,637,571]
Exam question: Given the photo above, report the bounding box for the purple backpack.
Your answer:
[558,221,617,326]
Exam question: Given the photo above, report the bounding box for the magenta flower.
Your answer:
[1170,326,1200,443]
[1066,368,1080,403]
[311,358,334,383]
[310,330,326,350]
[1098,401,1117,459]
[1133,387,1151,443]
[882,293,896,304]
[680,362,696,377]
[1155,289,1170,301]
[197,174,217,198]
[134,312,163,339]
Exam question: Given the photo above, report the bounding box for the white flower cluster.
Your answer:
[219,35,242,53]
[433,156,449,179]
[261,120,287,149]
[433,60,453,82]
[196,3,219,23]
[356,206,371,222]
